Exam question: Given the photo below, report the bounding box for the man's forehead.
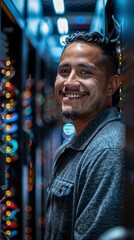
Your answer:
[64,41,102,51]
[59,42,103,66]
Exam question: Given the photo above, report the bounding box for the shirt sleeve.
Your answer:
[74,148,125,240]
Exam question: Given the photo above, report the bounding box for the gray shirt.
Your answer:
[45,107,126,240]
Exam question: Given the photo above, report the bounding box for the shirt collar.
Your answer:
[66,107,120,151]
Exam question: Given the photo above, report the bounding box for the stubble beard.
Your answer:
[61,99,103,122]
[61,110,79,121]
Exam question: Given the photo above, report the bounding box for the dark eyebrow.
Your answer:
[58,63,97,72]
[78,64,98,72]
[58,63,69,68]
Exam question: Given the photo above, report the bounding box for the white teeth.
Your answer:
[65,94,81,98]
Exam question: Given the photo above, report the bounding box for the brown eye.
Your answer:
[58,68,70,74]
[80,70,90,75]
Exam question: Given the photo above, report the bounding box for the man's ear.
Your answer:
[108,75,121,96]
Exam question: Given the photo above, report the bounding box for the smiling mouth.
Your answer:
[63,93,85,98]
[59,86,89,99]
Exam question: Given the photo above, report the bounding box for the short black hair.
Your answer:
[62,31,118,76]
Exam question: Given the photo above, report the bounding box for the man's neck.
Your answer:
[73,115,96,136]
[73,106,111,136]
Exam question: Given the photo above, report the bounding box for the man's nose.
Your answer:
[64,71,80,87]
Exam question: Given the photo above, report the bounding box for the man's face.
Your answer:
[55,42,113,120]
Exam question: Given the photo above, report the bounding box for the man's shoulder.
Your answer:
[88,119,126,152]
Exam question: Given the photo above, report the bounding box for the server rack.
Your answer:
[0,1,63,239]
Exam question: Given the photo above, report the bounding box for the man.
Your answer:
[45,31,125,240]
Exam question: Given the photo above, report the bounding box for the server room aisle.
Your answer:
[0,0,134,240]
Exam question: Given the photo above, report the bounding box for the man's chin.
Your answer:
[61,111,78,121]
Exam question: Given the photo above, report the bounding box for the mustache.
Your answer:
[59,86,86,94]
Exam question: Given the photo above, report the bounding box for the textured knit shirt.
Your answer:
[45,107,126,240]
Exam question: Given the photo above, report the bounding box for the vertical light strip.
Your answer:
[52,0,65,14]
[57,18,68,34]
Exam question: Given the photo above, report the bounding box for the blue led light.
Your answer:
[6,140,18,154]
[63,123,76,136]
[3,123,18,134]
[75,16,86,24]
[3,113,18,123]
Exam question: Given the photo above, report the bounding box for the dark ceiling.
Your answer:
[41,0,97,34]
[41,0,96,14]
[38,0,97,63]
[2,0,98,64]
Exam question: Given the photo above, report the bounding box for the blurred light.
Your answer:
[25,235,32,240]
[6,157,11,163]
[25,205,32,212]
[50,46,63,63]
[29,169,32,176]
[25,120,32,128]
[6,125,11,130]
[98,226,128,240]
[6,93,11,98]
[6,220,11,226]
[6,211,11,217]
[3,123,18,134]
[53,0,65,14]
[10,99,15,104]
[25,227,32,234]
[6,103,11,109]
[26,185,33,192]
[6,172,10,178]
[6,60,11,66]
[8,209,20,218]
[90,0,104,32]
[6,220,19,228]
[6,201,11,206]
[24,90,31,98]
[57,18,69,34]
[6,155,19,163]
[6,114,10,119]
[4,113,18,123]
[24,106,32,115]
[63,123,76,136]
[6,201,18,210]
[6,71,10,77]
[6,229,18,238]
[5,82,14,90]
[28,177,32,184]
[27,18,41,35]
[5,230,11,235]
[39,17,53,35]
[40,21,49,34]
[75,16,86,24]
[6,139,18,154]
[6,135,11,141]
[6,82,10,87]
[1,69,5,74]
[30,162,33,169]
[28,139,32,147]
[6,190,11,196]
[6,146,11,153]
[28,0,41,14]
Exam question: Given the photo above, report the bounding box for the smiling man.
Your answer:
[45,31,126,240]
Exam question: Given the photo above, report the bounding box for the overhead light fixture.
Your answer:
[57,18,69,34]
[52,0,65,14]
[39,17,53,36]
